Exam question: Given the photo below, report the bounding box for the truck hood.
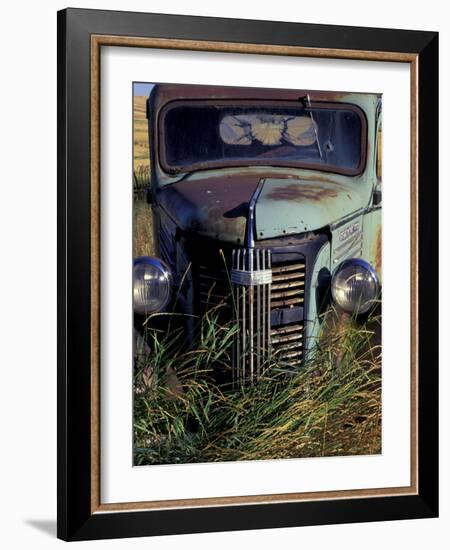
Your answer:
[156,173,369,243]
[255,176,369,240]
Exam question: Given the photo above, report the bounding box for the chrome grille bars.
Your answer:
[231,248,272,386]
[230,178,273,386]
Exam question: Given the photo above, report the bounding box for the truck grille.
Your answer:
[271,262,305,308]
[231,248,272,386]
[270,323,304,364]
[198,264,232,311]
[270,260,305,367]
[193,247,307,386]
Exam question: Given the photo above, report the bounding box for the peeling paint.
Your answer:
[256,177,366,239]
[156,174,261,242]
[266,182,341,202]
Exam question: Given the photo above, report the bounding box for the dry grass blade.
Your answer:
[134,307,381,465]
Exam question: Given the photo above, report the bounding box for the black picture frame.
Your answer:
[57,8,438,541]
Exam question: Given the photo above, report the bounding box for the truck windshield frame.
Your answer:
[158,100,367,177]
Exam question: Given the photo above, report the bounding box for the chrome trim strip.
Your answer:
[245,179,266,248]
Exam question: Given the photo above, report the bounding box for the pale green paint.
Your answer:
[255,177,369,239]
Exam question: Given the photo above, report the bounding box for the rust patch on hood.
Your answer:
[157,173,264,242]
[256,176,366,238]
[266,182,346,202]
[157,172,363,242]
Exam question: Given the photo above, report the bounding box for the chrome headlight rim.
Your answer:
[133,256,173,315]
[331,258,380,315]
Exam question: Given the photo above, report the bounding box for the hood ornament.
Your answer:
[245,178,266,248]
[231,177,272,286]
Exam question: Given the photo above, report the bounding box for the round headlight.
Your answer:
[331,259,379,314]
[133,257,173,315]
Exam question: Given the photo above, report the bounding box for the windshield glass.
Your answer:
[160,102,365,175]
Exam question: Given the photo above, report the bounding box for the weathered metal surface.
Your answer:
[330,214,364,266]
[268,258,306,368]
[156,174,260,243]
[156,169,372,243]
[231,268,272,286]
[362,207,382,283]
[256,177,369,239]
[302,240,331,356]
[150,83,351,109]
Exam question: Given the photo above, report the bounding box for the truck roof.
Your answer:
[148,83,381,113]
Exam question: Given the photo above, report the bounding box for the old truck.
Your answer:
[133,84,382,385]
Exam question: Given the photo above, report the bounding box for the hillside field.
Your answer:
[133,96,150,172]
[133,95,153,257]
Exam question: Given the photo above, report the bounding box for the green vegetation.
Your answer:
[134,306,381,465]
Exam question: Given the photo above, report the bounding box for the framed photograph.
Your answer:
[57,8,438,541]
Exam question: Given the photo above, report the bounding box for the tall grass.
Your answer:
[134,306,381,465]
[133,95,150,172]
[133,164,150,193]
[133,165,154,257]
[133,197,154,257]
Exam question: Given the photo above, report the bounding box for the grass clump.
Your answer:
[133,308,381,465]
[133,195,154,258]
[133,164,150,193]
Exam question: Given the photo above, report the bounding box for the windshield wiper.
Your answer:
[298,94,323,159]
